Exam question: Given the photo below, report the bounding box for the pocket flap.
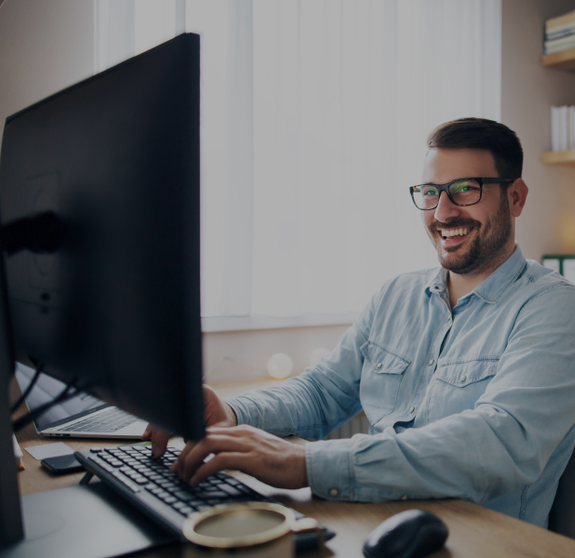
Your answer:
[361,342,410,375]
[436,358,499,387]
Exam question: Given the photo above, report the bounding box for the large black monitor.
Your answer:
[0,33,204,550]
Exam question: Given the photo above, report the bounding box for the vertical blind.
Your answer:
[95,0,502,324]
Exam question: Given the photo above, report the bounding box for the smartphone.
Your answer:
[41,454,85,475]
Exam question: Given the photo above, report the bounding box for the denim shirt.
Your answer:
[226,245,575,528]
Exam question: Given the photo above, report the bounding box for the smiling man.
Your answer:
[147,118,575,529]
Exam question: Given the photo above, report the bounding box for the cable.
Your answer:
[12,379,82,434]
[10,361,45,414]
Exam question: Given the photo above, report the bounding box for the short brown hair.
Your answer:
[427,118,523,180]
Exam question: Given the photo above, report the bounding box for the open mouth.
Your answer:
[439,227,470,239]
[438,227,473,244]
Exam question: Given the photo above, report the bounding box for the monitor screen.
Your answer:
[0,33,204,441]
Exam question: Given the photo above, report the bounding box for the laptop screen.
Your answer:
[15,363,106,430]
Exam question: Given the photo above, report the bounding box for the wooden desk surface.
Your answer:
[13,377,575,558]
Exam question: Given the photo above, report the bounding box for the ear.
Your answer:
[507,178,528,217]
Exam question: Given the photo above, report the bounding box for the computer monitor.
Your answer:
[0,33,204,549]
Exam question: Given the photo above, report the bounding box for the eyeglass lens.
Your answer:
[412,179,482,209]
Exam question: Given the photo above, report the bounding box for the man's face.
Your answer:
[421,148,514,276]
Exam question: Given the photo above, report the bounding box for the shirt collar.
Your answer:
[425,243,527,304]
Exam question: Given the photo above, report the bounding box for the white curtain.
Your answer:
[95,0,502,323]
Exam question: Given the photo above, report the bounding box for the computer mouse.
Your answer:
[363,509,448,558]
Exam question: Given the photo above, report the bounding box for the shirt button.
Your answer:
[409,406,415,413]
[376,363,383,369]
[428,359,434,366]
[329,488,339,497]
[460,375,467,382]
[401,495,408,501]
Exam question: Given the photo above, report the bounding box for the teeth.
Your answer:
[440,228,470,237]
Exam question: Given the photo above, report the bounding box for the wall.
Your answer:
[202,324,349,383]
[502,0,575,259]
[0,0,93,145]
[2,0,575,384]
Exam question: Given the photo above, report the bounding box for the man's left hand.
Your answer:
[171,425,308,490]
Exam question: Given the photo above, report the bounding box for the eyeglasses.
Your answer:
[409,177,517,210]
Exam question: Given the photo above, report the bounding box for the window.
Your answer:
[95,0,502,330]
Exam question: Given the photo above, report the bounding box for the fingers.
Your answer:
[171,425,308,490]
[142,424,169,457]
[171,441,195,473]
[171,426,246,473]
[189,452,251,485]
[151,428,170,458]
[176,433,249,483]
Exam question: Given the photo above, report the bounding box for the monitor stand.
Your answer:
[0,481,176,558]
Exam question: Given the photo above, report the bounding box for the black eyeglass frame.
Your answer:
[409,177,517,210]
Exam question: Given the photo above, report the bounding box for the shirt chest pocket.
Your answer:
[428,358,499,421]
[359,342,411,425]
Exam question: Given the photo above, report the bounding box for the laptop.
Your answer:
[15,362,148,439]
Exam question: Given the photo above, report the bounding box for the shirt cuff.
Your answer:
[305,438,356,500]
[223,397,259,428]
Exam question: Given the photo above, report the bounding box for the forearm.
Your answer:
[224,303,377,438]
[305,404,575,503]
[225,371,363,440]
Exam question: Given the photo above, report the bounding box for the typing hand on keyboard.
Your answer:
[172,424,308,490]
[144,385,308,491]
[142,385,237,458]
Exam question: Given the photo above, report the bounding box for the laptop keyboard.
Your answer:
[78,444,335,551]
[56,407,138,433]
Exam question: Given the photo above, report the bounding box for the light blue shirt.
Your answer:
[226,245,575,528]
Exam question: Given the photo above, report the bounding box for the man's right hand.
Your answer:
[142,384,237,457]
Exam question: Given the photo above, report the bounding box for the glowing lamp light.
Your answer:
[266,353,293,379]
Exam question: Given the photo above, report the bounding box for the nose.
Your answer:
[433,190,461,222]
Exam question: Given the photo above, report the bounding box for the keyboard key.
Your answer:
[173,491,195,502]
[218,484,244,497]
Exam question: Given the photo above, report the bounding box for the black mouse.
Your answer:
[363,509,448,558]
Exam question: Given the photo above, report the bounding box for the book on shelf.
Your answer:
[546,25,575,41]
[550,105,575,152]
[544,35,575,54]
[546,10,575,33]
[545,10,575,54]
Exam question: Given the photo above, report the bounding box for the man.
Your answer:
[146,118,575,528]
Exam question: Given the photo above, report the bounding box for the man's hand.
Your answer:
[142,384,238,457]
[141,424,171,458]
[171,425,308,490]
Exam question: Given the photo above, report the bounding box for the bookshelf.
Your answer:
[541,149,575,167]
[541,16,575,166]
[542,46,575,72]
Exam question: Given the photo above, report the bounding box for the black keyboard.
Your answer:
[75,444,334,552]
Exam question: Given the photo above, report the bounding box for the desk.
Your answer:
[14,378,575,558]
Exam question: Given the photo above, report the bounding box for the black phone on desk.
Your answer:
[41,454,85,475]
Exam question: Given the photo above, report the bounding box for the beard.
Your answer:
[428,192,512,275]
